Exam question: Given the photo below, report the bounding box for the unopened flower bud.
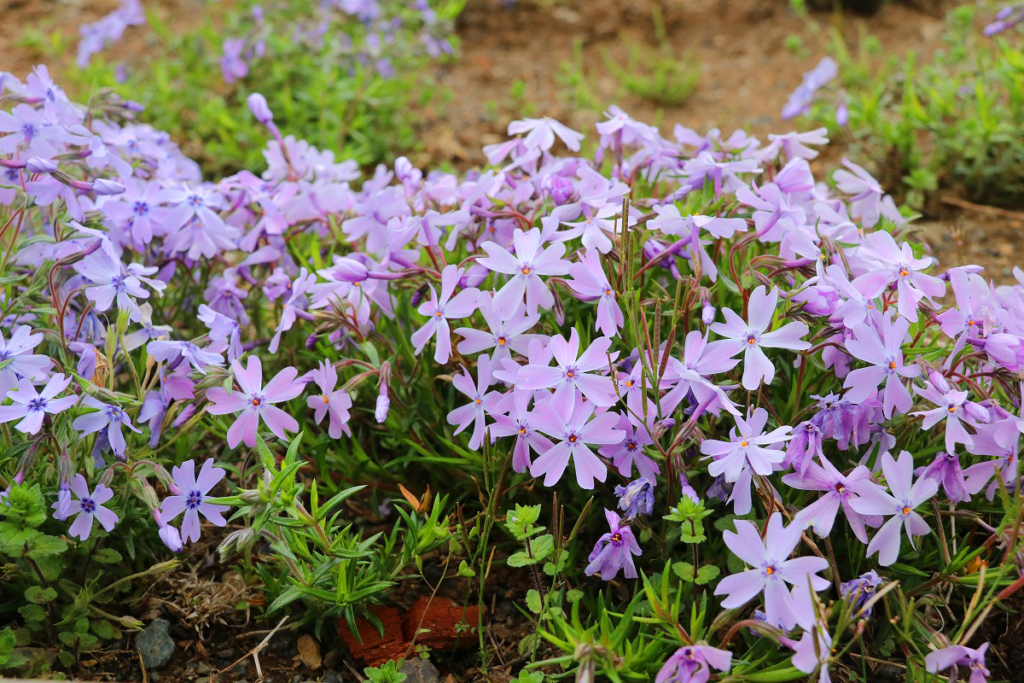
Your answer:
[247,93,274,125]
[701,301,715,325]
[92,178,126,195]
[27,157,58,174]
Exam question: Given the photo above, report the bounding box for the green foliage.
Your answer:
[806,9,1024,209]
[55,0,463,177]
[602,8,699,106]
[363,659,407,683]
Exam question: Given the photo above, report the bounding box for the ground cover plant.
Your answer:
[1,16,1023,683]
[786,3,1024,214]
[39,0,462,176]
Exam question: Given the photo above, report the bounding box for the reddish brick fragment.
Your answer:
[401,597,481,650]
[337,605,406,667]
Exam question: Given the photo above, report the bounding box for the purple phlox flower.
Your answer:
[679,472,701,503]
[710,285,811,391]
[123,303,172,352]
[702,408,791,513]
[447,353,501,450]
[714,514,830,630]
[840,570,883,616]
[76,0,144,67]
[781,56,837,120]
[853,230,944,322]
[59,474,118,541]
[615,477,655,521]
[306,361,353,439]
[198,304,243,362]
[567,248,624,337]
[916,451,994,504]
[655,644,732,683]
[791,284,840,317]
[100,177,165,249]
[649,204,748,240]
[735,181,806,243]
[790,619,834,683]
[529,391,624,489]
[834,157,892,228]
[585,509,642,580]
[72,397,141,458]
[0,325,52,398]
[161,184,238,259]
[823,263,880,329]
[489,386,553,473]
[683,151,762,197]
[507,116,583,153]
[139,366,194,447]
[985,4,1024,35]
[74,249,163,322]
[206,355,304,448]
[454,290,542,364]
[24,173,87,221]
[758,128,829,163]
[596,106,660,150]
[849,450,939,566]
[784,456,881,543]
[784,420,824,476]
[0,103,77,158]
[600,411,661,481]
[925,643,990,683]
[0,373,76,434]
[153,509,183,553]
[912,371,989,453]
[558,204,627,255]
[375,382,390,424]
[412,264,480,364]
[160,459,229,544]
[843,311,920,418]
[518,328,619,406]
[205,269,250,323]
[343,185,411,255]
[221,37,250,83]
[662,330,740,417]
[269,268,318,353]
[147,338,224,374]
[965,418,1021,500]
[935,268,989,357]
[809,393,858,449]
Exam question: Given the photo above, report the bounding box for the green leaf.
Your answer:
[25,586,57,604]
[457,560,475,578]
[93,548,123,564]
[695,565,721,585]
[672,561,696,583]
[27,534,68,560]
[526,589,542,614]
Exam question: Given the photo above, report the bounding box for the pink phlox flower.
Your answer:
[758,128,829,163]
[912,371,990,453]
[270,268,318,353]
[74,249,163,322]
[842,310,920,418]
[566,248,624,336]
[849,450,940,566]
[736,182,806,243]
[446,353,501,450]
[489,388,553,473]
[599,410,661,481]
[853,230,944,322]
[507,116,584,153]
[662,331,740,416]
[198,304,243,362]
[784,456,881,543]
[412,264,480,364]
[915,451,994,504]
[454,290,542,364]
[684,151,762,197]
[206,355,304,448]
[656,644,732,683]
[147,338,224,374]
[306,361,353,439]
[710,285,810,390]
[833,158,886,227]
[529,391,624,489]
[714,514,830,630]
[517,328,619,407]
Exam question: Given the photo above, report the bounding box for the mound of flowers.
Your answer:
[0,66,1021,680]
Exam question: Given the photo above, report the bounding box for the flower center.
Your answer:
[740,440,749,447]
[901,506,911,515]
[518,427,527,435]
[28,397,47,412]
[746,335,757,345]
[568,435,578,443]
[899,267,910,277]
[251,398,262,407]
[186,490,203,509]
[888,361,897,369]
[604,288,613,296]
[968,319,976,326]
[321,395,330,404]
[497,336,506,346]
[765,565,776,576]
[81,497,96,514]
[948,405,958,413]
[611,532,623,543]
[521,266,531,275]
[835,483,846,494]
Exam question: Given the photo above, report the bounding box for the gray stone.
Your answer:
[400,658,441,683]
[322,673,341,683]
[136,618,176,670]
